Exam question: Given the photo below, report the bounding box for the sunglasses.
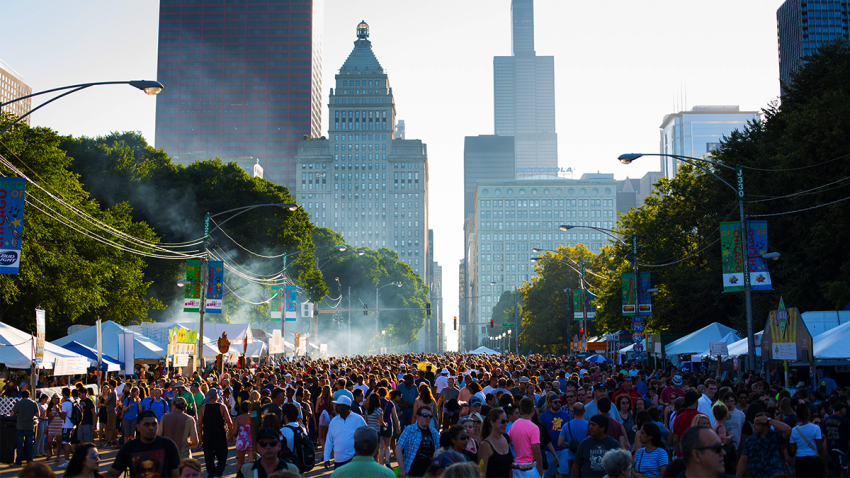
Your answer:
[497,419,508,424]
[457,435,470,440]
[258,440,278,448]
[566,395,575,399]
[89,453,100,459]
[695,444,724,454]
[420,414,432,418]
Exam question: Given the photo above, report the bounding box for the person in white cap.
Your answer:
[323,395,367,470]
[435,368,449,394]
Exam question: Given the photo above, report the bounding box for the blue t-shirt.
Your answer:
[557,378,567,394]
[634,447,669,477]
[122,398,139,421]
[540,410,571,451]
[741,430,786,478]
[559,418,588,460]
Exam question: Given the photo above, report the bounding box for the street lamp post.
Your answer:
[376,282,403,339]
[618,152,756,371]
[0,80,164,135]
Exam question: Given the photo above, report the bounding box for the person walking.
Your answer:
[396,405,441,478]
[788,404,828,478]
[330,426,396,478]
[571,415,621,478]
[77,388,96,445]
[229,401,253,473]
[632,422,668,477]
[63,442,102,478]
[34,394,49,458]
[509,397,544,478]
[540,393,571,478]
[557,402,588,476]
[46,394,63,461]
[11,389,39,466]
[679,426,737,478]
[736,411,792,478]
[104,410,181,478]
[58,387,77,469]
[323,396,368,470]
[237,427,299,478]
[198,388,233,478]
[120,386,141,444]
[141,388,170,420]
[479,408,514,478]
[157,397,199,460]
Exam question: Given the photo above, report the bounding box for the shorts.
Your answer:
[62,427,76,445]
[513,464,542,478]
[77,424,93,443]
[106,411,117,430]
[543,449,571,476]
[380,426,392,438]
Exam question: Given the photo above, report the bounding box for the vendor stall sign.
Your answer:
[761,298,812,363]
[54,357,88,376]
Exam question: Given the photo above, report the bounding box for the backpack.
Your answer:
[278,425,316,473]
[69,399,84,426]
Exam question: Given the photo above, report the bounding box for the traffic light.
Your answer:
[517,342,522,348]
[215,354,223,370]
[490,319,494,328]
[426,303,431,315]
[453,317,457,330]
[579,327,585,335]
[363,304,368,315]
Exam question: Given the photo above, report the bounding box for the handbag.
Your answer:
[566,421,581,454]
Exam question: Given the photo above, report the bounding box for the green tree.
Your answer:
[0,118,163,338]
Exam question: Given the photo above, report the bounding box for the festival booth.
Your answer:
[618,339,646,364]
[469,346,499,355]
[664,322,739,368]
[53,321,167,366]
[57,341,122,372]
[812,321,850,364]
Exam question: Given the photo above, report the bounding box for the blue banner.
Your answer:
[285,285,297,321]
[747,220,772,291]
[0,178,26,275]
[621,272,652,316]
[206,260,224,313]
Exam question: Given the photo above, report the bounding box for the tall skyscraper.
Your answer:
[494,0,557,172]
[154,0,324,189]
[660,105,760,179]
[463,135,515,220]
[294,22,429,278]
[777,0,849,89]
[0,59,32,125]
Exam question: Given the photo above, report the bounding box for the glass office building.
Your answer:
[777,0,849,89]
[154,0,323,189]
[659,105,760,179]
[463,135,515,220]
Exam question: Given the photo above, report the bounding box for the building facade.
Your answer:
[463,176,617,348]
[777,0,849,89]
[0,59,32,124]
[154,0,323,188]
[493,0,557,171]
[660,105,760,179]
[294,22,429,278]
[463,135,515,220]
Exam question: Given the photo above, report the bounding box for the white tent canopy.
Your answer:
[813,320,850,360]
[53,321,167,360]
[0,322,89,369]
[619,339,645,354]
[665,323,740,356]
[469,346,499,355]
[693,331,750,361]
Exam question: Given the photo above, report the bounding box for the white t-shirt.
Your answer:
[790,422,822,457]
[435,375,449,394]
[61,400,75,428]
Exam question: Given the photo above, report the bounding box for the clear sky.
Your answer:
[2,0,785,350]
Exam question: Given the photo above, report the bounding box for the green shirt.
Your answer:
[193,391,204,408]
[329,456,396,478]
[176,391,195,411]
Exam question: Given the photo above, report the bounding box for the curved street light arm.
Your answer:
[620,152,735,171]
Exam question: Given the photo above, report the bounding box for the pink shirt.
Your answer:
[508,418,540,464]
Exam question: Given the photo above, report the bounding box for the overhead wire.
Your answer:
[749,194,850,217]
[745,174,850,203]
[738,152,850,172]
[208,217,286,259]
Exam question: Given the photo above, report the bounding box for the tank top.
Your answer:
[160,412,193,459]
[202,403,228,448]
[483,436,514,478]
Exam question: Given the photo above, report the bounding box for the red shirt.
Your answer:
[672,409,707,457]
[611,388,643,410]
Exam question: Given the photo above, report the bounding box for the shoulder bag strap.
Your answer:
[795,425,816,451]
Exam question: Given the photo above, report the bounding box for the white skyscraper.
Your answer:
[295,22,429,278]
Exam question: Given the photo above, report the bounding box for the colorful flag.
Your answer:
[574,290,597,320]
[747,220,772,291]
[721,221,771,292]
[621,272,651,316]
[285,285,297,321]
[0,177,26,275]
[270,285,282,320]
[184,260,203,312]
[206,260,224,313]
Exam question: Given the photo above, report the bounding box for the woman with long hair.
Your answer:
[478,408,513,478]
[413,383,437,428]
[62,442,101,478]
[46,394,63,461]
[633,422,668,478]
[96,385,109,446]
[459,415,480,462]
[440,424,472,457]
[316,385,332,449]
[711,403,737,475]
[229,401,253,473]
[616,395,637,447]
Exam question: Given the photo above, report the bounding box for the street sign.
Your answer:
[502,322,515,327]
[633,344,644,353]
[631,323,645,333]
[632,333,645,343]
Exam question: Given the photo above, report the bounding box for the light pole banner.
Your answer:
[621,273,651,316]
[184,259,203,312]
[35,308,45,365]
[0,177,26,275]
[747,220,772,291]
[720,221,745,292]
[270,285,282,320]
[573,290,597,320]
[206,260,224,313]
[285,285,297,320]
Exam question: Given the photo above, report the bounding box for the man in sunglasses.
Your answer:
[736,412,791,478]
[105,410,181,478]
[396,406,440,478]
[237,427,299,478]
[540,394,570,478]
[679,425,736,478]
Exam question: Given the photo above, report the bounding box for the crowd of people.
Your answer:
[3,353,849,478]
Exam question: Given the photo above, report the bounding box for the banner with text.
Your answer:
[285,285,297,320]
[0,177,26,275]
[35,309,45,365]
[270,285,282,320]
[621,272,652,316]
[721,221,771,292]
[206,260,224,313]
[184,259,203,312]
[573,290,597,320]
[746,220,772,291]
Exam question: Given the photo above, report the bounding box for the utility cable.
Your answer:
[738,152,850,172]
[748,194,850,217]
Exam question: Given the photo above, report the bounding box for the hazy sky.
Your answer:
[2,0,785,350]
